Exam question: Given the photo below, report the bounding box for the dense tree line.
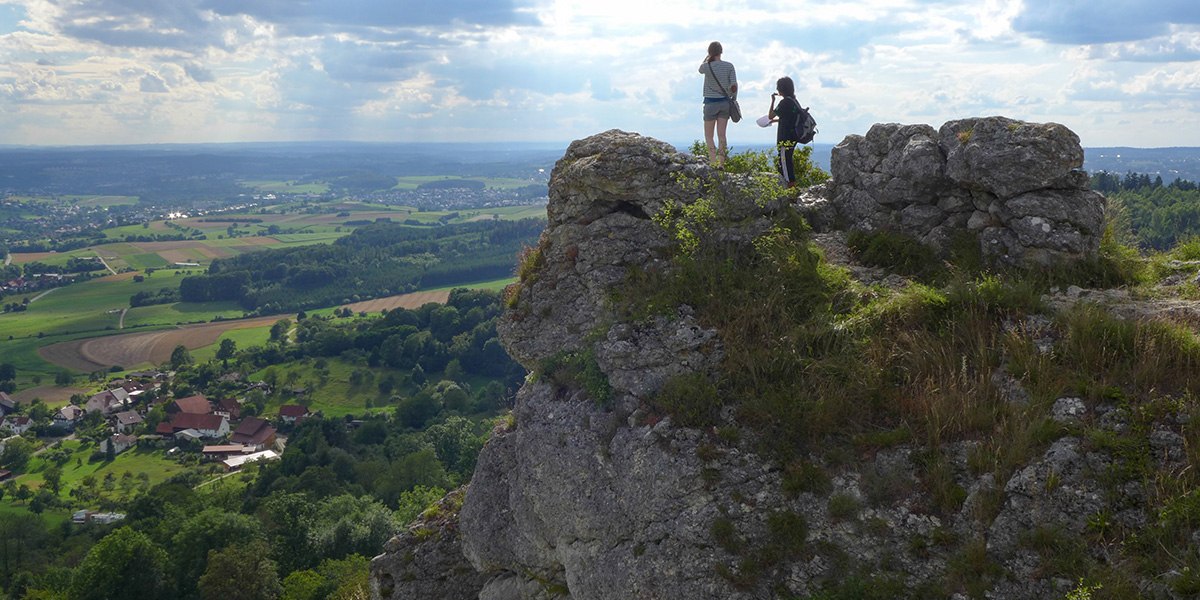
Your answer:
[0,289,522,599]
[178,219,542,313]
[1091,170,1200,249]
[129,287,181,308]
[21,258,107,276]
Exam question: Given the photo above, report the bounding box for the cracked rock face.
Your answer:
[369,128,1182,600]
[826,116,1105,266]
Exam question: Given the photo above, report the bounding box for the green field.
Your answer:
[63,195,139,208]
[120,300,248,330]
[240,180,331,194]
[251,357,402,418]
[0,270,206,340]
[0,439,192,522]
[189,323,274,363]
[390,176,538,191]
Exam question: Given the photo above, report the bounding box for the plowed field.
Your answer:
[36,290,450,371]
[38,315,288,372]
[341,290,450,313]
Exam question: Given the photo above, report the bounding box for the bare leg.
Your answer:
[703,119,717,163]
[715,117,730,166]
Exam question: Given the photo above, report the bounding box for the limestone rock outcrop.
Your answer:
[825,116,1105,266]
[371,125,1192,599]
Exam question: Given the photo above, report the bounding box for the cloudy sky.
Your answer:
[0,0,1196,147]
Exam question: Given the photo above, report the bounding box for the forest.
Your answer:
[1090,170,1200,250]
[176,219,543,313]
[0,288,522,599]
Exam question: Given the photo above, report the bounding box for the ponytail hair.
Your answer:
[707,41,723,60]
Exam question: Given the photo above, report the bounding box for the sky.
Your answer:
[0,0,1197,148]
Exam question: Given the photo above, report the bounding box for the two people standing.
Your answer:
[699,41,806,187]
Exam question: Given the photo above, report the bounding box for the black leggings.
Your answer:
[777,142,795,184]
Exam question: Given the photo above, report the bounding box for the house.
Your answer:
[175,429,205,444]
[221,449,279,472]
[117,381,147,402]
[105,433,137,455]
[72,510,126,525]
[84,389,130,415]
[1,416,32,435]
[166,394,212,415]
[244,381,272,394]
[161,413,229,439]
[213,398,241,420]
[230,417,276,451]
[113,410,144,433]
[54,405,86,429]
[278,404,310,424]
[202,444,250,461]
[0,392,16,416]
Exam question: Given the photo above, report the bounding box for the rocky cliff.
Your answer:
[372,121,1200,599]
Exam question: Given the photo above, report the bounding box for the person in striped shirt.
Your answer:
[699,41,737,167]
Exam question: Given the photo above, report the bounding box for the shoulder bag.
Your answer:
[707,62,741,123]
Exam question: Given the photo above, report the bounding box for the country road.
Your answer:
[29,287,59,303]
[94,251,117,275]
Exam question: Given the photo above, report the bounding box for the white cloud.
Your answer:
[0,0,1195,146]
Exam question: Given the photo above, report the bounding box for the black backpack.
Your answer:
[792,100,817,144]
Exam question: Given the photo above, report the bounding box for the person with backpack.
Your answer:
[699,41,738,167]
[767,76,815,188]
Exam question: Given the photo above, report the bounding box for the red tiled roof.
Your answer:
[278,405,309,418]
[170,395,212,414]
[215,398,241,417]
[168,413,225,432]
[230,417,275,446]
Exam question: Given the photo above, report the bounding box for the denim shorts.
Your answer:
[703,99,730,121]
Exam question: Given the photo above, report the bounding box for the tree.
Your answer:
[270,319,292,345]
[42,466,62,495]
[170,345,194,370]
[197,540,282,600]
[171,509,266,598]
[306,495,398,563]
[216,338,237,365]
[1,437,34,471]
[281,570,325,600]
[69,527,174,600]
[0,362,14,381]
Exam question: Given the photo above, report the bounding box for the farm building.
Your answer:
[221,450,279,472]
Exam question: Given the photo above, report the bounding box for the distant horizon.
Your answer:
[2,140,1199,152]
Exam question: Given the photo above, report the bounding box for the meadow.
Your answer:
[0,438,193,525]
[2,198,539,389]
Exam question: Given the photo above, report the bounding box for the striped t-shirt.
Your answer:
[699,60,737,99]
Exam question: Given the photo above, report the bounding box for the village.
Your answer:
[0,371,317,523]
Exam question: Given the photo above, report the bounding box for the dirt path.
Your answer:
[29,287,59,303]
[94,251,117,275]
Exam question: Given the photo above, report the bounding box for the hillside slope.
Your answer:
[371,124,1200,600]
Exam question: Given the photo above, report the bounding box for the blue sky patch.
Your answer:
[0,4,26,34]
